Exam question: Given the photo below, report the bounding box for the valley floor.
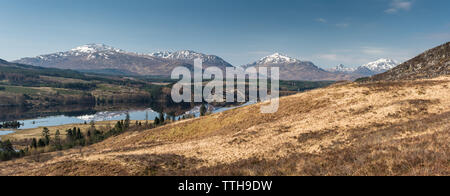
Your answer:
[0,77,449,176]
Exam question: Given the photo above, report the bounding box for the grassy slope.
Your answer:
[0,77,449,176]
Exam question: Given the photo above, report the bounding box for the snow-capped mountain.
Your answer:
[14,44,233,76]
[244,53,357,81]
[360,58,398,72]
[328,59,399,77]
[353,59,399,76]
[149,50,233,68]
[70,44,125,54]
[0,58,10,66]
[245,53,300,67]
[18,44,134,65]
[328,64,356,73]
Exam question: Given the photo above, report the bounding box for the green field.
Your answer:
[0,85,42,94]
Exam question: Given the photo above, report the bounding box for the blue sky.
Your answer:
[0,0,449,68]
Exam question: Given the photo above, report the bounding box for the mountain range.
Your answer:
[14,44,399,81]
[328,58,399,76]
[14,44,233,77]
[242,53,358,81]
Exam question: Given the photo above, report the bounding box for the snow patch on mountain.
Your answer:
[329,59,399,76]
[329,64,356,73]
[70,44,125,54]
[149,50,233,67]
[361,58,398,72]
[29,44,130,62]
[250,53,300,65]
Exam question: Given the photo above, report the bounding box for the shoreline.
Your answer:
[0,120,150,143]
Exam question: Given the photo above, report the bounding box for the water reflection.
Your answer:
[0,130,15,136]
[0,101,254,135]
[17,108,160,130]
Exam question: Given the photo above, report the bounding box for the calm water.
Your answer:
[0,102,254,136]
[0,130,15,136]
[15,108,161,130]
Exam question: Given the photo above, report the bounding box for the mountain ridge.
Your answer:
[244,53,357,81]
[328,58,399,76]
[14,44,233,77]
[370,42,450,81]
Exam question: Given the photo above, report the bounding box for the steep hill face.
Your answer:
[0,58,10,66]
[1,76,448,176]
[371,42,450,81]
[245,53,357,81]
[14,44,233,76]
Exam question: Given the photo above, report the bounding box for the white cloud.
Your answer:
[247,51,273,56]
[316,18,350,28]
[316,18,327,23]
[385,8,398,14]
[385,0,412,14]
[315,53,372,67]
[335,23,350,28]
[317,54,339,61]
[361,47,386,56]
[425,33,450,41]
[314,46,417,68]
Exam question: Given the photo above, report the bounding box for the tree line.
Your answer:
[0,121,21,129]
[0,108,212,162]
[0,140,26,161]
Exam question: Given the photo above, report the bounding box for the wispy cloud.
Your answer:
[316,18,350,28]
[361,47,386,56]
[315,46,417,67]
[315,18,327,23]
[317,54,339,61]
[247,51,273,56]
[385,0,412,14]
[425,33,450,41]
[335,23,350,28]
[316,53,372,66]
[445,23,450,28]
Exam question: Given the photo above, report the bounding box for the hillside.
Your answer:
[370,42,450,81]
[1,76,448,176]
[0,58,170,108]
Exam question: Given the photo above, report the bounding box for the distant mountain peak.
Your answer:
[150,50,210,59]
[149,50,233,67]
[70,43,125,54]
[14,44,234,76]
[246,53,301,67]
[362,58,398,72]
[260,53,300,64]
[327,59,399,77]
[329,64,356,73]
[0,58,9,65]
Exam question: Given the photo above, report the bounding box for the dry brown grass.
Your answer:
[0,76,449,176]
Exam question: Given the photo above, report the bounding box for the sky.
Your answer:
[0,0,449,68]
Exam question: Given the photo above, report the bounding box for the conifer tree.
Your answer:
[125,112,130,129]
[200,104,207,116]
[42,127,50,146]
[54,130,62,150]
[159,113,165,124]
[31,138,37,149]
[154,117,160,125]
